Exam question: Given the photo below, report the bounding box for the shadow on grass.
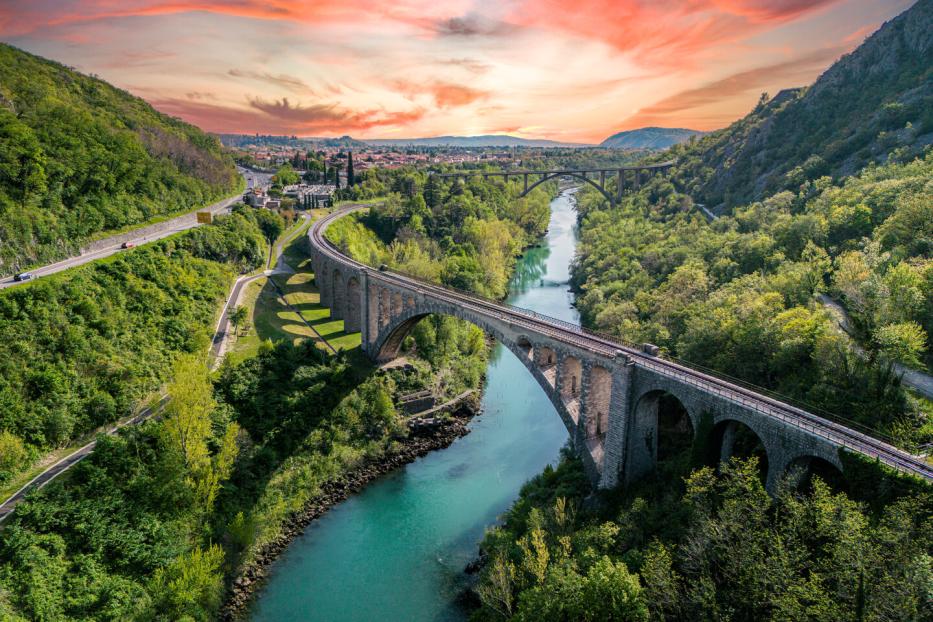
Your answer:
[211,340,376,574]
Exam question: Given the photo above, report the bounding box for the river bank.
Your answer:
[247,188,579,621]
[222,400,480,619]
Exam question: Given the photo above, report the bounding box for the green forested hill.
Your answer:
[0,43,240,274]
[664,0,933,209]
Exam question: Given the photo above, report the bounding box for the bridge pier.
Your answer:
[308,207,933,496]
[599,359,635,489]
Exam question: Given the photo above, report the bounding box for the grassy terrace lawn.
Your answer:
[271,271,362,352]
[227,214,361,363]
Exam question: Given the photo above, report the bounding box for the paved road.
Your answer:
[209,271,271,367]
[696,208,931,399]
[0,169,275,521]
[0,395,171,523]
[0,168,265,291]
[818,294,933,400]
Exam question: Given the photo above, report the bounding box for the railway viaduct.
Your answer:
[310,206,933,491]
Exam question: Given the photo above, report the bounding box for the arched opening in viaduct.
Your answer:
[345,277,361,333]
[709,419,769,481]
[560,355,583,423]
[625,390,695,482]
[516,336,533,359]
[783,455,845,492]
[331,269,345,320]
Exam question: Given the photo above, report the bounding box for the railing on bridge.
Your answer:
[430,161,676,205]
[383,270,929,476]
[314,207,933,481]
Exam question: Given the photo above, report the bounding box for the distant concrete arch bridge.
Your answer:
[310,206,933,491]
[431,161,675,207]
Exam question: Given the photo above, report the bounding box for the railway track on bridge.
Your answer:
[311,206,933,483]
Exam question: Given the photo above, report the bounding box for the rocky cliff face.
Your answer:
[666,0,933,209]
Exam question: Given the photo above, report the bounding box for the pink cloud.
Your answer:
[619,44,849,130]
[151,95,426,135]
[509,0,842,67]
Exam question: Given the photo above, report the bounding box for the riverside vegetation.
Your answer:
[0,168,579,619]
[473,4,933,620]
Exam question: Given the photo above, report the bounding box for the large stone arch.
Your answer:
[522,172,615,205]
[370,303,585,437]
[345,276,361,333]
[625,389,696,482]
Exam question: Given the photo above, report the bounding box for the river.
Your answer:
[250,188,581,621]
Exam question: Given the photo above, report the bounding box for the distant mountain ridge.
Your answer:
[661,0,933,208]
[600,127,704,149]
[363,135,590,148]
[0,43,239,274]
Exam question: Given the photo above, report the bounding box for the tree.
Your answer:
[0,431,28,483]
[149,545,226,621]
[271,163,299,187]
[254,208,285,245]
[873,321,927,367]
[424,174,440,209]
[162,355,239,512]
[229,305,248,338]
[347,150,355,187]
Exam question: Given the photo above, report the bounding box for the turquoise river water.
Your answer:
[250,189,581,621]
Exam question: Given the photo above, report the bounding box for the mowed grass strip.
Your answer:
[271,271,362,352]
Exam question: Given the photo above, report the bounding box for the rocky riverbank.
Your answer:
[221,401,480,620]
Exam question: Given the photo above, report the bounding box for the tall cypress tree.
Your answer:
[347,151,355,187]
[424,175,439,208]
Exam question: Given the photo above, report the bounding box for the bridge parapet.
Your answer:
[431,161,675,206]
[309,206,933,491]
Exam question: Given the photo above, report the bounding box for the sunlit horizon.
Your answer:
[0,0,916,142]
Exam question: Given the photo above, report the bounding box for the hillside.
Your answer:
[0,44,240,275]
[662,0,933,209]
[600,126,703,149]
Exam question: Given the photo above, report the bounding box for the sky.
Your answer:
[0,0,916,143]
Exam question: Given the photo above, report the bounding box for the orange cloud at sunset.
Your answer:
[0,0,916,141]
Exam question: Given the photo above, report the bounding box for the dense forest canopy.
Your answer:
[471,4,933,619]
[0,44,240,275]
[657,0,933,209]
[0,208,266,483]
[573,146,932,450]
[472,453,933,622]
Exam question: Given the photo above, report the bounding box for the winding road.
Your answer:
[818,294,933,400]
[0,168,276,522]
[0,167,264,290]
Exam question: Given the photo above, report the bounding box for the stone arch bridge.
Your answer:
[432,161,674,207]
[310,206,933,491]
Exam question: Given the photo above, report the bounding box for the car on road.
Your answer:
[121,242,135,249]
[13,272,33,282]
